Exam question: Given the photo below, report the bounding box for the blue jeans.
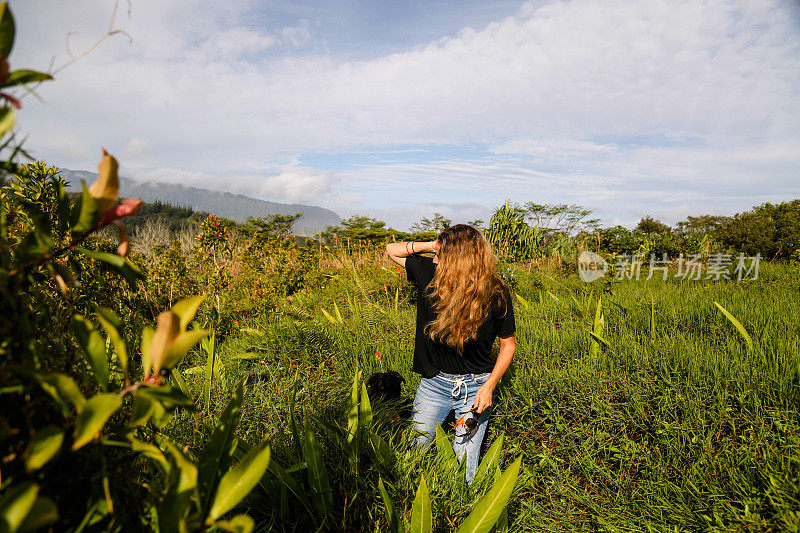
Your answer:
[410,371,493,485]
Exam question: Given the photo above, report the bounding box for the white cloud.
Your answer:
[133,164,332,203]
[280,21,312,48]
[256,165,332,201]
[199,28,275,59]
[122,137,152,158]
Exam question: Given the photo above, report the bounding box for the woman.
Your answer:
[386,224,516,484]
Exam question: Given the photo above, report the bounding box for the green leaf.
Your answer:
[321,308,337,325]
[199,381,244,520]
[410,474,432,533]
[369,432,396,470]
[95,308,127,381]
[456,456,522,533]
[70,183,98,235]
[0,106,14,138]
[493,467,508,532]
[2,69,52,88]
[359,382,373,433]
[147,311,180,376]
[267,459,311,512]
[714,301,754,351]
[202,334,216,409]
[24,426,63,472]
[72,393,123,450]
[128,393,153,428]
[346,367,361,447]
[164,329,209,369]
[17,497,58,533]
[435,423,458,471]
[514,292,530,310]
[0,2,14,59]
[214,514,254,533]
[0,482,37,533]
[128,437,170,478]
[160,441,199,533]
[70,314,108,391]
[170,295,205,331]
[303,415,333,521]
[207,440,271,522]
[288,374,302,461]
[138,385,195,409]
[76,247,143,287]
[33,372,85,414]
[378,477,400,533]
[140,326,155,380]
[472,435,504,486]
[150,398,173,430]
[170,365,191,397]
[586,330,611,350]
[589,297,605,357]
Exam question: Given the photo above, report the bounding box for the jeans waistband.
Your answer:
[436,371,491,382]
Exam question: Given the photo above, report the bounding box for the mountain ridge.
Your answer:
[60,169,341,236]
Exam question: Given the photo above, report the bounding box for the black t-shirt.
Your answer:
[405,255,516,378]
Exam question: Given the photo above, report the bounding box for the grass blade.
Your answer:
[378,477,400,533]
[714,301,753,351]
[435,423,458,471]
[303,414,333,521]
[202,334,216,410]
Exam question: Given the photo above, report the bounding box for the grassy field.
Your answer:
[166,251,800,531]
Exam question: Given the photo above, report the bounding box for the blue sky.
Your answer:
[10,0,800,230]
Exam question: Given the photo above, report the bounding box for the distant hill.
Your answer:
[60,169,341,236]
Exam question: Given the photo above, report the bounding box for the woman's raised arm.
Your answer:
[385,240,436,267]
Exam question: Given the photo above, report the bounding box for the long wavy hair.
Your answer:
[424,224,509,353]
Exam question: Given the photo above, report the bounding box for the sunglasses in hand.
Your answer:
[455,407,480,438]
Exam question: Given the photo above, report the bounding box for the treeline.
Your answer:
[317,200,800,261]
[123,195,800,261]
[123,199,209,234]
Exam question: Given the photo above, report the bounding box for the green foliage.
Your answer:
[123,199,208,235]
[410,212,451,234]
[242,213,302,239]
[320,214,403,246]
[636,215,671,234]
[523,202,600,235]
[718,199,800,260]
[485,202,543,260]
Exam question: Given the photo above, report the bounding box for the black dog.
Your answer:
[365,371,413,421]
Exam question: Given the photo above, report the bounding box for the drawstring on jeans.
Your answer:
[451,376,468,406]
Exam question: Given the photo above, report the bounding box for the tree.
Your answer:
[244,213,302,239]
[410,212,452,233]
[636,216,671,234]
[319,214,400,245]
[718,200,800,259]
[674,214,731,236]
[522,202,600,235]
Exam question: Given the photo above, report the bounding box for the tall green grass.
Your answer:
[167,256,800,531]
